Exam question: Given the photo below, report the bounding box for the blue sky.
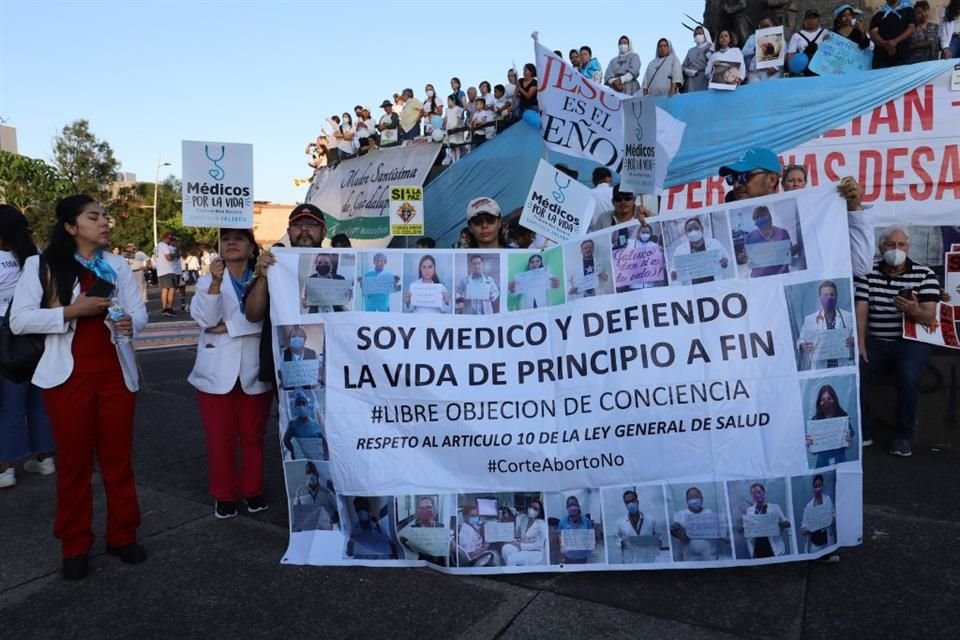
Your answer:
[0,0,704,204]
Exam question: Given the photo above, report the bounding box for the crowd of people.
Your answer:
[305,1,960,169]
[3,2,957,583]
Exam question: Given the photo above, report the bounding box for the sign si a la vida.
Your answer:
[663,74,960,224]
[181,140,254,229]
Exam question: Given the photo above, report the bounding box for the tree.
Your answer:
[0,150,71,245]
[52,119,119,197]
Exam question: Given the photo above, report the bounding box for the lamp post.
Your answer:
[152,158,172,249]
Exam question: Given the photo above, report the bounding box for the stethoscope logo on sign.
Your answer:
[552,172,571,203]
[205,145,226,181]
[633,102,644,142]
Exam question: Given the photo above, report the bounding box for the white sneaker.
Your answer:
[23,458,56,476]
[0,468,15,488]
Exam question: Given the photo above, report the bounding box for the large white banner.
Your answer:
[181,140,253,228]
[269,186,863,571]
[306,143,441,240]
[664,70,960,228]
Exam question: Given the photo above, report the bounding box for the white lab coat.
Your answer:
[614,512,659,563]
[188,273,271,395]
[743,503,789,557]
[10,253,148,391]
[797,307,855,369]
[502,516,547,566]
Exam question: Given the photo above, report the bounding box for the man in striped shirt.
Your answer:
[855,227,940,457]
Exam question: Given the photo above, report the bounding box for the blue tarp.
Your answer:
[424,61,952,248]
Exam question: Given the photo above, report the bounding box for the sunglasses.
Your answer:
[725,170,769,186]
[613,194,635,202]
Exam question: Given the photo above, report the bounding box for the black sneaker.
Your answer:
[62,554,89,580]
[889,439,912,457]
[161,309,176,317]
[215,500,238,519]
[106,542,148,564]
[245,496,269,513]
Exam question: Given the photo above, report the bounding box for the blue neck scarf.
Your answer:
[74,248,118,285]
[881,0,912,18]
[229,267,253,312]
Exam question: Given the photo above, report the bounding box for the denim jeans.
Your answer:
[0,377,55,462]
[401,123,421,140]
[859,337,930,441]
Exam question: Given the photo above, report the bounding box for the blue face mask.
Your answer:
[639,233,651,242]
[290,336,306,350]
[626,501,640,514]
[293,404,309,418]
[755,216,772,229]
[468,516,481,526]
[687,498,703,510]
[357,509,370,523]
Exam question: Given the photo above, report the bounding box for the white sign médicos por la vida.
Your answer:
[181,140,253,228]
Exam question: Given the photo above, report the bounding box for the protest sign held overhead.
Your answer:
[808,36,872,76]
[519,159,593,244]
[620,96,658,195]
[534,42,627,169]
[267,186,863,573]
[754,26,785,71]
[181,140,253,228]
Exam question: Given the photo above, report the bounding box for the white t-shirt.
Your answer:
[471,110,496,138]
[0,249,21,313]
[155,241,181,276]
[337,124,355,154]
[787,28,828,54]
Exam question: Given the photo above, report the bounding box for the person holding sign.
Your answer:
[403,255,451,313]
[282,391,327,461]
[831,4,871,48]
[567,239,610,299]
[798,280,855,370]
[457,255,500,315]
[787,9,828,75]
[399,496,452,566]
[614,489,662,564]
[670,487,723,561]
[189,228,273,520]
[614,224,667,293]
[706,30,746,86]
[502,498,548,566]
[291,462,338,530]
[556,495,594,564]
[303,254,350,313]
[10,195,148,580]
[457,504,496,565]
[739,205,799,278]
[800,474,836,554]
[346,497,400,560]
[670,218,730,285]
[360,253,400,312]
[737,483,791,558]
[806,384,854,467]
[278,326,323,390]
[509,254,561,309]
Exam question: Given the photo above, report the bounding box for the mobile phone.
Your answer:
[897,288,914,299]
[87,277,115,299]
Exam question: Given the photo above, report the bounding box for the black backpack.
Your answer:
[0,255,48,383]
[801,29,825,57]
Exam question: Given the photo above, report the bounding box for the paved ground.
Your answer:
[2,289,958,639]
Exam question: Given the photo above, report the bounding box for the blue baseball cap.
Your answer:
[719,147,782,176]
[833,3,862,18]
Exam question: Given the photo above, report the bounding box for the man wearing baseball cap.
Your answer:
[786,8,829,75]
[466,197,506,249]
[244,204,328,382]
[718,146,873,277]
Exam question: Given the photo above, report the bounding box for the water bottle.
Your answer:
[108,297,131,345]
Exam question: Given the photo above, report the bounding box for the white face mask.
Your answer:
[426,90,434,97]
[527,508,539,519]
[883,248,907,267]
[686,229,703,243]
[695,34,706,45]
[618,43,629,55]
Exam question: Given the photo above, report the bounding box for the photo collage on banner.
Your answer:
[267,185,862,572]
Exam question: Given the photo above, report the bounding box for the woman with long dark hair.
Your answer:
[10,194,148,580]
[188,228,273,519]
[806,384,854,467]
[939,0,960,59]
[0,205,55,488]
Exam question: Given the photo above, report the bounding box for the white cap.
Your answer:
[466,196,501,221]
